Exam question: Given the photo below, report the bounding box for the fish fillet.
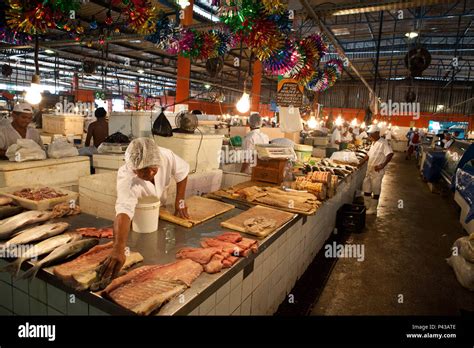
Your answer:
[176,247,222,265]
[102,260,203,315]
[102,265,188,315]
[216,232,242,243]
[204,254,224,274]
[53,242,143,290]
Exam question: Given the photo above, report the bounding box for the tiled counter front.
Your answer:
[0,264,109,316]
[189,164,367,316]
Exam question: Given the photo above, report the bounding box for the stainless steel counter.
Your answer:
[3,164,366,316]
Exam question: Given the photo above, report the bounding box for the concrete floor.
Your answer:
[310,153,474,315]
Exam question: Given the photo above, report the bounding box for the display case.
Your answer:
[441,140,474,186]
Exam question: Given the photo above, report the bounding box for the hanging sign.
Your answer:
[277,79,304,107]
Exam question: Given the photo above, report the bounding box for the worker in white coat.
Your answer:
[98,138,190,280]
[241,113,269,174]
[363,125,394,215]
[330,125,342,148]
[0,103,43,158]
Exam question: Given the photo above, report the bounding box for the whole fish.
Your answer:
[0,210,53,240]
[20,238,99,281]
[0,232,82,277]
[0,196,13,206]
[3,222,69,249]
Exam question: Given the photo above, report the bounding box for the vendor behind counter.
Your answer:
[0,103,43,158]
[241,113,269,174]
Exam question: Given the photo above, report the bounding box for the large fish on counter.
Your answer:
[101,259,203,315]
[53,242,144,291]
[2,222,69,249]
[0,210,53,240]
[0,232,82,277]
[19,238,99,281]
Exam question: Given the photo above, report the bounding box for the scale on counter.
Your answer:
[255,144,296,159]
[97,143,129,154]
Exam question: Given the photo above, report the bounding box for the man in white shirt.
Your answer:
[0,103,43,158]
[384,128,392,145]
[363,125,394,215]
[241,113,269,174]
[98,138,189,280]
[443,132,454,149]
[343,127,355,143]
[330,125,342,148]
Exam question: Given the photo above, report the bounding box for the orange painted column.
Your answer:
[251,60,262,113]
[175,0,194,108]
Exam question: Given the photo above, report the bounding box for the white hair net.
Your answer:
[124,138,162,170]
[249,113,262,128]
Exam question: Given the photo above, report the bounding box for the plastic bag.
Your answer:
[152,111,173,137]
[455,168,474,223]
[47,140,79,159]
[279,106,303,133]
[6,139,46,162]
[446,255,474,291]
[104,132,130,144]
[330,151,359,165]
[453,236,474,263]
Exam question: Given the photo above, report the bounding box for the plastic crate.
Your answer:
[336,204,366,233]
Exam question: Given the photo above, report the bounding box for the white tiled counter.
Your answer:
[184,163,367,315]
[0,164,367,316]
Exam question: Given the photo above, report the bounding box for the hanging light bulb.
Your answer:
[307,116,317,129]
[236,92,250,113]
[177,0,191,9]
[373,119,378,124]
[335,116,343,126]
[360,122,366,130]
[25,74,42,105]
[351,118,358,127]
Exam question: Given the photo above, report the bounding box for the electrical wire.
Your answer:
[192,127,204,174]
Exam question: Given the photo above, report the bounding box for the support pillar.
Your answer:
[251,60,262,113]
[175,0,194,111]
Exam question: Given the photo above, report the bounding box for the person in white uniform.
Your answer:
[343,127,355,143]
[330,125,342,148]
[443,133,455,149]
[363,125,394,215]
[0,103,43,158]
[241,113,269,174]
[98,138,190,280]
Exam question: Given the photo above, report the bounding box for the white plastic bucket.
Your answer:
[132,196,160,233]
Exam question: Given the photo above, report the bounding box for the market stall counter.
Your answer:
[0,157,90,191]
[0,162,366,316]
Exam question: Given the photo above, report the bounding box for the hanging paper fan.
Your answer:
[261,0,286,15]
[218,0,261,34]
[126,4,158,34]
[246,18,284,61]
[262,40,299,76]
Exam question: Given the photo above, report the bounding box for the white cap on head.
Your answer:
[125,138,162,170]
[367,125,380,134]
[249,113,262,128]
[13,103,33,114]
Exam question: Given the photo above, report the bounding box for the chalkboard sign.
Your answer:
[277,79,304,107]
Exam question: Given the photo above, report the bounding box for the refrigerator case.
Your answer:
[441,140,474,186]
